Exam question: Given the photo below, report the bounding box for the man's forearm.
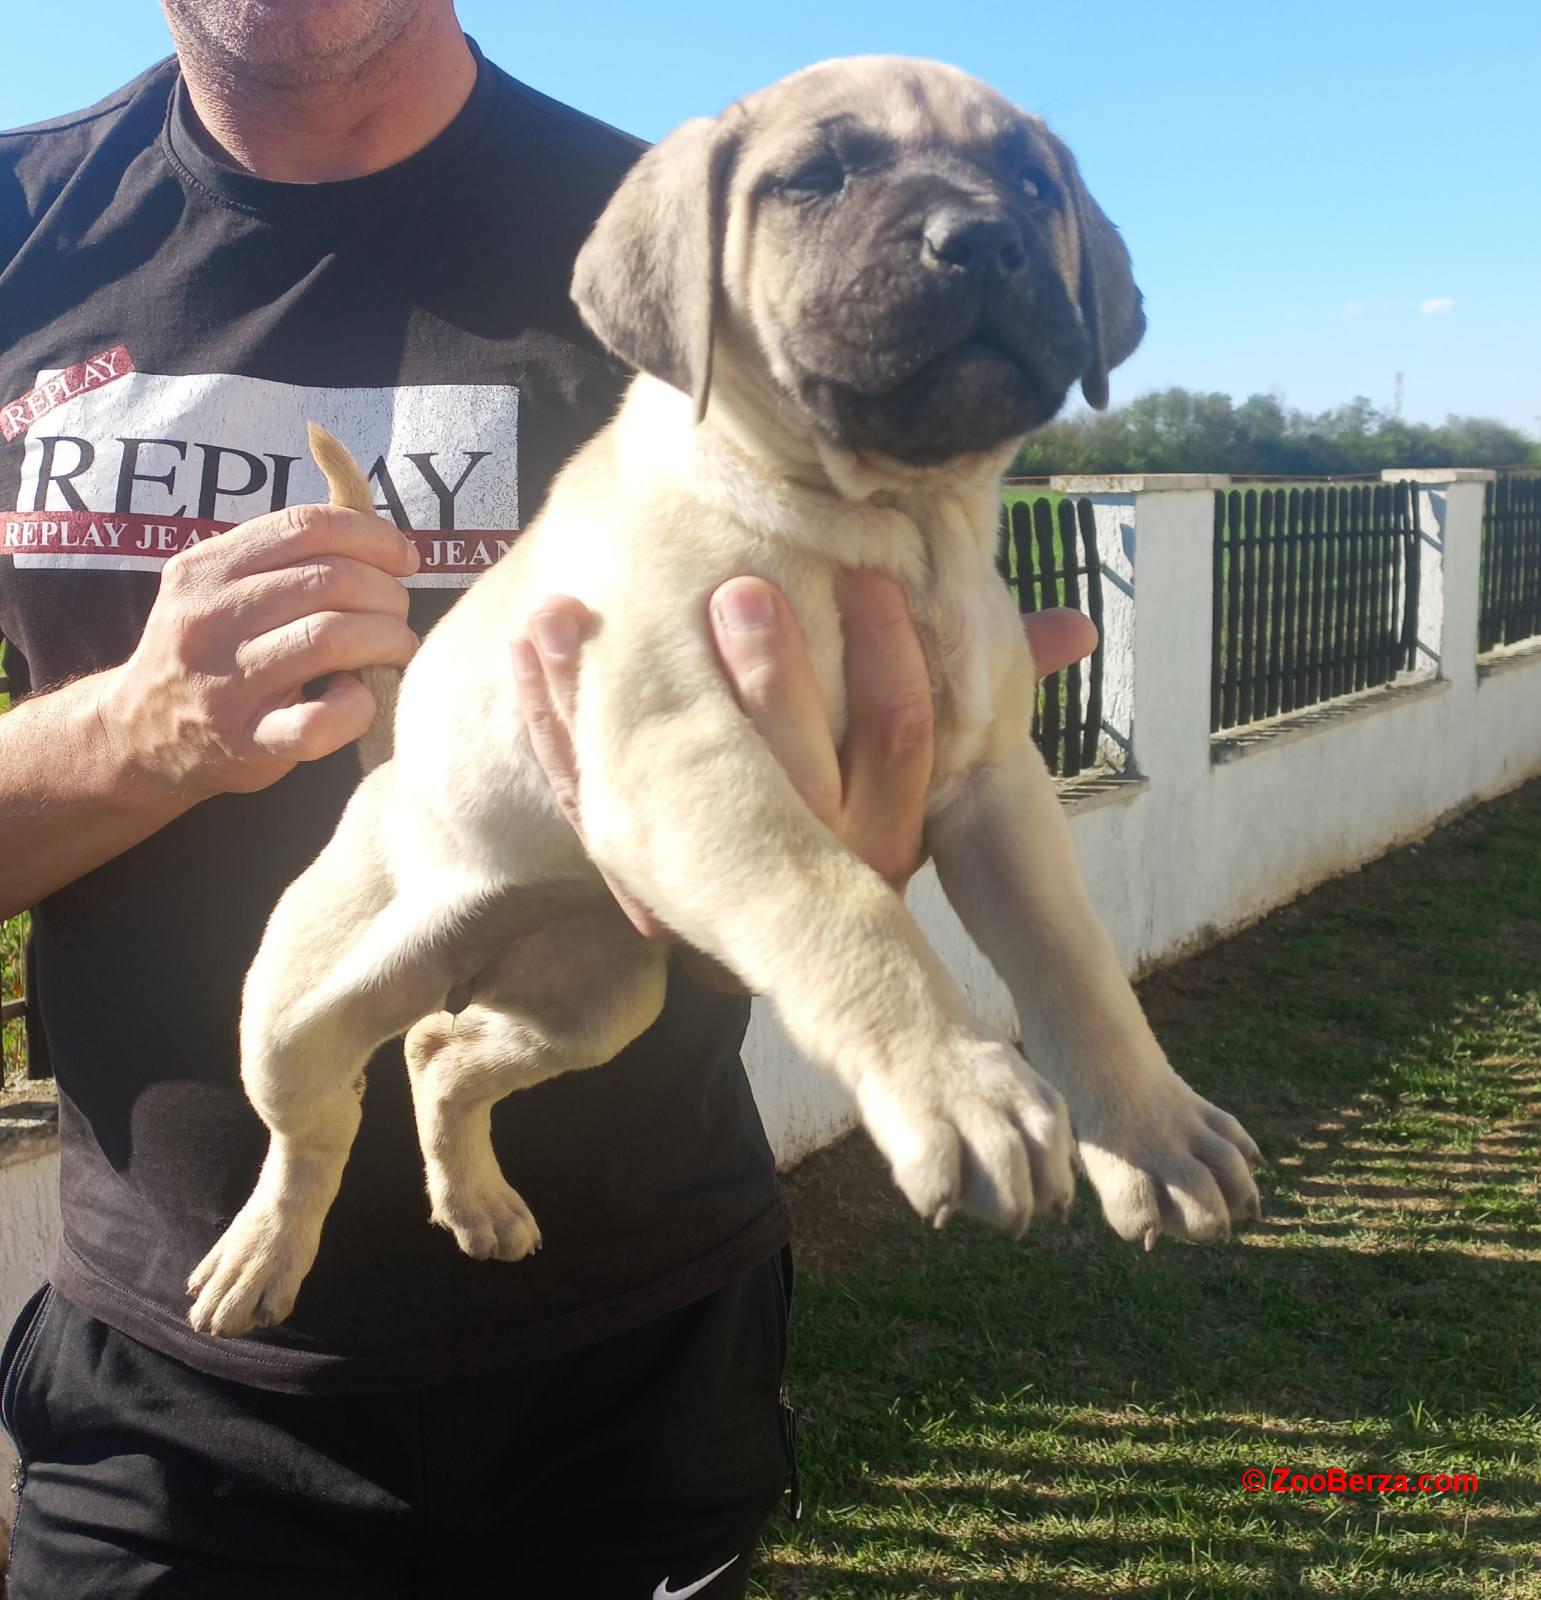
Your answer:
[0,666,190,919]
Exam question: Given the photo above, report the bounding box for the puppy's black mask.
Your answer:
[761,126,1099,464]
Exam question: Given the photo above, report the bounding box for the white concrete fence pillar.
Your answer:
[1382,469,1493,814]
[1384,468,1491,682]
[1051,475,1232,967]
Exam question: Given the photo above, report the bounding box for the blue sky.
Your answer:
[6,1,1537,434]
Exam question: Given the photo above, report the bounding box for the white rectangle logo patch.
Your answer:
[5,362,519,588]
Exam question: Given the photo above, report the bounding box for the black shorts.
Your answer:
[1,1249,796,1599]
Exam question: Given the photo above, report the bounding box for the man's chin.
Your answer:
[805,347,1068,468]
[162,0,427,90]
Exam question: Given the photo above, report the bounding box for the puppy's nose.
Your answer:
[923,211,1027,280]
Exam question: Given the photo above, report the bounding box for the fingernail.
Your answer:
[713,583,775,632]
[405,538,421,571]
[532,610,579,660]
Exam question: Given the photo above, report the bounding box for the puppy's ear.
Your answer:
[1050,138,1145,411]
[572,115,741,423]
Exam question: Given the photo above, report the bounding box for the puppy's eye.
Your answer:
[781,156,846,200]
[1019,167,1054,203]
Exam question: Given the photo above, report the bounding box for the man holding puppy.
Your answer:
[0,1,1093,1593]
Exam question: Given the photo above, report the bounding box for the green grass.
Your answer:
[756,781,1541,1598]
[1,912,26,1087]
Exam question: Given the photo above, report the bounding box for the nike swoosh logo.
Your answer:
[653,1555,739,1600]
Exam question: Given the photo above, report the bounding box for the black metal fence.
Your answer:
[1479,473,1541,652]
[0,933,47,1083]
[1211,482,1421,734]
[997,494,1109,778]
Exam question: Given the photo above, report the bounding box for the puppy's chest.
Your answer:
[916,592,1006,807]
[797,568,1008,813]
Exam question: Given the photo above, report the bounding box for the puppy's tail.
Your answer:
[307,422,401,773]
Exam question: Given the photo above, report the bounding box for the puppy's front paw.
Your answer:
[859,1037,1075,1236]
[1077,1075,1263,1248]
[186,1202,321,1338]
[431,1175,543,1262]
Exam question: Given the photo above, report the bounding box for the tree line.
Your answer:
[1012,390,1541,478]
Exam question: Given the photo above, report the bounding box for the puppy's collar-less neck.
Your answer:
[642,380,922,562]
[618,377,1009,596]
[698,348,1012,517]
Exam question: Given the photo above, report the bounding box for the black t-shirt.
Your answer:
[0,42,788,1393]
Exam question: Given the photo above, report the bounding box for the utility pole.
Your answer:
[1393,371,1405,418]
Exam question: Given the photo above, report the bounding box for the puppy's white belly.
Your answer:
[389,633,596,902]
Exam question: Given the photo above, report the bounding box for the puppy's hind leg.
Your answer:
[404,903,667,1261]
[188,769,467,1338]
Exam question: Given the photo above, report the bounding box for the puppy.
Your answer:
[188,57,1262,1338]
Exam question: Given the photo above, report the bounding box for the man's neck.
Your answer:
[174,7,477,183]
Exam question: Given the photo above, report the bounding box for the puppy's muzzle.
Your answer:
[922,209,1028,285]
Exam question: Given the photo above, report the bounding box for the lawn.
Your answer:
[756,779,1541,1598]
[1,912,27,1087]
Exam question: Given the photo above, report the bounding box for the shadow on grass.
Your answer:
[756,784,1541,1597]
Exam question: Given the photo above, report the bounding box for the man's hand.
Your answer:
[512,574,1097,949]
[99,504,421,804]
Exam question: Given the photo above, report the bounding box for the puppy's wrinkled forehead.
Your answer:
[739,55,1049,173]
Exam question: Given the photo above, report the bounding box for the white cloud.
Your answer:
[1420,297,1455,316]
